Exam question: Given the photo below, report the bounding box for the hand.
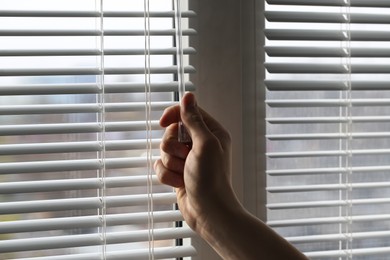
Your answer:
[153,92,241,233]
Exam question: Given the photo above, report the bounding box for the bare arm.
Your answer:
[154,93,308,260]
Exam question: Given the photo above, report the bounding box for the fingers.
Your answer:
[154,159,184,188]
[181,93,231,150]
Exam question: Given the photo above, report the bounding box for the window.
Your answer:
[0,0,196,259]
[265,0,390,258]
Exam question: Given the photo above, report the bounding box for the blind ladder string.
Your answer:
[340,0,353,258]
[144,0,155,259]
[97,0,107,258]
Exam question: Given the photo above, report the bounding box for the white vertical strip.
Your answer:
[97,0,107,258]
[144,0,155,259]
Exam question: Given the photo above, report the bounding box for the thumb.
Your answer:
[180,93,213,142]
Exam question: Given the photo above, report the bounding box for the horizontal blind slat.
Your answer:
[265,80,390,91]
[0,227,194,253]
[0,193,176,214]
[0,211,183,234]
[0,102,175,115]
[268,182,390,193]
[0,156,162,174]
[268,149,390,158]
[0,29,197,37]
[0,47,196,56]
[267,132,390,140]
[0,175,161,194]
[17,246,197,260]
[265,11,390,24]
[265,46,390,58]
[269,214,390,227]
[266,0,390,7]
[0,65,196,77]
[0,82,195,95]
[0,139,160,156]
[267,99,390,107]
[265,63,390,74]
[265,29,390,41]
[0,121,160,136]
[267,116,390,124]
[268,198,390,210]
[0,10,196,17]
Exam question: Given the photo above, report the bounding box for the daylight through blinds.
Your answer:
[0,0,196,259]
[265,0,390,258]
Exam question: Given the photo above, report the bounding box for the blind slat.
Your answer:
[18,246,197,260]
[0,10,196,18]
[0,227,194,253]
[0,121,160,136]
[0,139,160,156]
[266,0,390,7]
[265,11,390,24]
[0,175,161,194]
[0,65,196,77]
[265,46,390,58]
[0,82,195,95]
[0,29,197,37]
[267,116,390,124]
[0,47,196,57]
[0,102,175,115]
[267,99,390,107]
[0,193,176,214]
[265,80,390,91]
[0,211,183,234]
[265,63,390,74]
[265,29,390,41]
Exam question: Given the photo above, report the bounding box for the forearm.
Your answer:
[199,200,308,260]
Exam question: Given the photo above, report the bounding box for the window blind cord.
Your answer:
[340,1,353,257]
[144,0,155,259]
[345,0,354,259]
[97,0,107,258]
[174,0,191,144]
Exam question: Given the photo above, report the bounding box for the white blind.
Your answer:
[265,0,390,258]
[0,0,196,259]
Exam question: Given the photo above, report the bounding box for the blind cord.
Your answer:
[97,0,107,258]
[144,0,155,259]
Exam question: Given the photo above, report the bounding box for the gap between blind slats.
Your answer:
[0,227,195,253]
[0,211,183,234]
[305,247,390,258]
[0,121,160,136]
[18,246,197,260]
[265,29,390,41]
[265,80,390,91]
[267,165,390,176]
[0,102,175,115]
[265,63,390,74]
[0,29,197,37]
[0,175,161,194]
[0,193,176,214]
[267,116,390,124]
[267,132,390,140]
[268,182,390,193]
[0,82,196,95]
[265,46,390,57]
[267,99,390,107]
[0,47,196,57]
[0,65,196,77]
[268,197,390,210]
[286,230,390,244]
[266,0,390,7]
[267,149,390,158]
[265,11,390,24]
[268,214,390,227]
[0,139,160,155]
[0,10,196,18]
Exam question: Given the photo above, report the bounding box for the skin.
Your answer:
[154,93,308,260]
